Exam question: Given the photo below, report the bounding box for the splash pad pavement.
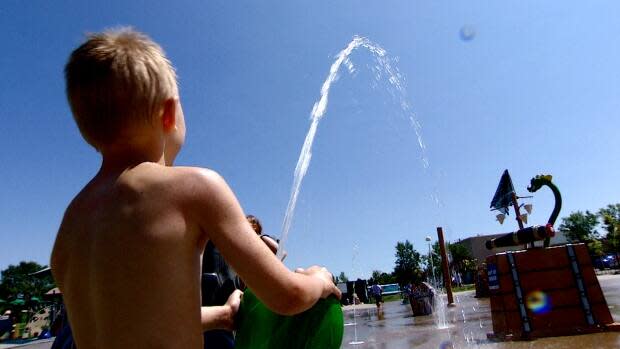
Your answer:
[342,274,620,349]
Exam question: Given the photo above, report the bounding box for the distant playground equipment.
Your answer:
[485,173,620,340]
[348,279,369,305]
[474,263,489,298]
[0,269,64,343]
[0,305,56,342]
[486,174,559,250]
[23,307,52,339]
[408,282,435,316]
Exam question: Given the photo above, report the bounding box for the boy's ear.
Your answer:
[161,98,177,131]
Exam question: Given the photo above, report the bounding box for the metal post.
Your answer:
[511,192,524,230]
[511,192,528,248]
[437,227,454,306]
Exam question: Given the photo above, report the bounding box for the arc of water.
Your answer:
[277,37,364,258]
[276,36,429,258]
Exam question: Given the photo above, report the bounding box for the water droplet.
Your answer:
[459,25,476,41]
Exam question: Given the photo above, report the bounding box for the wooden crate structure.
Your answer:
[486,243,618,340]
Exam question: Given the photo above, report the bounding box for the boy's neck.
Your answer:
[99,144,167,174]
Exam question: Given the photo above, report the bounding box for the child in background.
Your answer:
[246,215,283,256]
[201,214,277,349]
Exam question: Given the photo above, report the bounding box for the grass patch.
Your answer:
[382,294,404,303]
[452,284,475,293]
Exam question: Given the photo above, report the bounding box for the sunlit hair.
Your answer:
[65,27,178,149]
[246,215,263,235]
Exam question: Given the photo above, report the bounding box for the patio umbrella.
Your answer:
[30,297,41,303]
[10,299,25,306]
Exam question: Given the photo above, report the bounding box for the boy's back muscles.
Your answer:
[51,163,212,349]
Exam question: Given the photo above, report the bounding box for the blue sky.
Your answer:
[1,1,619,280]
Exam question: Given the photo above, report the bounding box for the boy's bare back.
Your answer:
[53,164,211,348]
[52,28,340,349]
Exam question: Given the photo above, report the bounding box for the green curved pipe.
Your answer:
[527,174,562,247]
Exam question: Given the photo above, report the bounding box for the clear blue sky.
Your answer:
[1,1,619,280]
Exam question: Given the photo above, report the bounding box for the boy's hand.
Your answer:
[295,266,342,300]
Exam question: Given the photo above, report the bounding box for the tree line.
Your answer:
[558,203,620,258]
[0,261,54,304]
[335,239,477,288]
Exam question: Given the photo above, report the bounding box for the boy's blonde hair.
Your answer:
[65,28,178,149]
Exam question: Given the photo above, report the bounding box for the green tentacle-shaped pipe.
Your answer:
[527,174,562,247]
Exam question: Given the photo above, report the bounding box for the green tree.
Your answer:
[559,211,600,243]
[599,204,620,254]
[448,242,477,285]
[336,272,349,284]
[393,240,421,286]
[448,243,472,271]
[369,270,396,285]
[0,261,54,301]
[370,270,382,284]
[587,239,604,258]
[559,211,602,258]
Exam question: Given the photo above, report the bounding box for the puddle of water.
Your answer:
[342,277,620,348]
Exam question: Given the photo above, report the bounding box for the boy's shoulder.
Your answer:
[66,163,226,217]
[127,162,227,198]
[123,162,220,185]
[134,163,234,207]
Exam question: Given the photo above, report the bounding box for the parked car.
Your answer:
[601,254,619,268]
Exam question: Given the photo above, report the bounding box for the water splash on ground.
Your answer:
[433,289,450,330]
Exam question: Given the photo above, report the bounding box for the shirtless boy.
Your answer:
[51,28,340,349]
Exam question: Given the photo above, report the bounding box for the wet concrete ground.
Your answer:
[342,274,620,349]
[6,275,619,349]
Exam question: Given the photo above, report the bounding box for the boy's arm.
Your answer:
[185,168,340,315]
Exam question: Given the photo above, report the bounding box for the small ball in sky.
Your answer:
[459,25,476,42]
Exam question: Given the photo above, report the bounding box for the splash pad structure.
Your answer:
[485,174,620,340]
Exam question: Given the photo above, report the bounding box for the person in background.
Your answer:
[402,282,412,304]
[201,214,281,348]
[371,282,383,310]
[246,215,284,257]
